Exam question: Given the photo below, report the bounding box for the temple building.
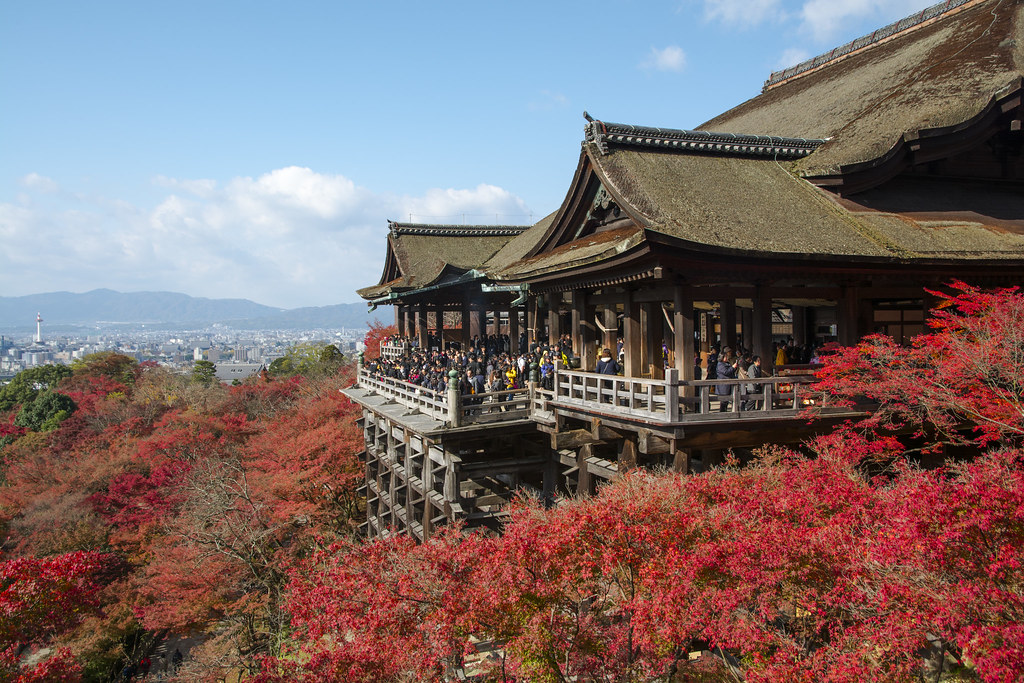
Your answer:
[344,0,1024,539]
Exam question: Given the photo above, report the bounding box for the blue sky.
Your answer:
[1,0,936,308]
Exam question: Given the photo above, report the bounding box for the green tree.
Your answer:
[267,343,346,379]
[71,351,138,385]
[192,360,218,386]
[14,391,77,432]
[0,365,73,412]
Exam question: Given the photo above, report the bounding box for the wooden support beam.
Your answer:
[670,443,691,474]
[637,428,671,455]
[550,428,601,450]
[578,443,593,495]
[620,438,638,473]
[589,417,623,442]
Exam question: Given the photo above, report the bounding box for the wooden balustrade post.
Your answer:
[356,351,364,387]
[447,369,461,428]
[665,368,679,421]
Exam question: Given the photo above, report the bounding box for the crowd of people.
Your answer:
[368,333,825,408]
[366,333,576,397]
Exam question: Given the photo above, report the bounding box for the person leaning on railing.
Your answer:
[596,348,619,402]
[716,348,739,412]
[540,353,554,391]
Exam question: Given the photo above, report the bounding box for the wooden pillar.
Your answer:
[548,301,561,344]
[489,307,501,335]
[839,286,870,347]
[416,304,429,349]
[720,298,737,351]
[602,305,617,351]
[433,304,444,348]
[671,446,691,474]
[673,285,695,381]
[572,290,596,370]
[460,300,472,349]
[620,438,638,473]
[791,305,807,346]
[646,302,665,379]
[623,289,642,377]
[473,307,486,342]
[528,296,538,348]
[751,289,773,372]
[740,307,753,352]
[509,308,520,351]
[395,306,405,336]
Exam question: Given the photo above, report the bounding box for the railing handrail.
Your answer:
[358,365,835,427]
[556,367,817,386]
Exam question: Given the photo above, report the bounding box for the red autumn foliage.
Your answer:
[0,356,365,678]
[0,646,83,683]
[0,551,116,647]
[362,320,398,361]
[812,280,1024,448]
[259,284,1024,682]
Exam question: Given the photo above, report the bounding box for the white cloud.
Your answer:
[776,47,812,70]
[701,0,783,27]
[20,173,59,193]
[401,184,531,225]
[0,169,534,308]
[642,45,687,73]
[697,0,934,42]
[799,0,935,42]
[528,90,569,112]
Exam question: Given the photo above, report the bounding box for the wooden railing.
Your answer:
[555,369,677,421]
[457,388,531,425]
[358,371,448,421]
[357,368,530,427]
[380,341,412,361]
[358,365,833,428]
[553,368,824,423]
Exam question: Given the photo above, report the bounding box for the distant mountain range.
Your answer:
[0,289,385,333]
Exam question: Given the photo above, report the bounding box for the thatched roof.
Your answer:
[357,223,530,300]
[701,0,1024,177]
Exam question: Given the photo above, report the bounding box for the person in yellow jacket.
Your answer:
[775,342,788,367]
[505,363,518,390]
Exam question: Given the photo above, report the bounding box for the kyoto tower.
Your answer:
[35,312,43,343]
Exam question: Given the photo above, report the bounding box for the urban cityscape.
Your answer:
[0,311,369,383]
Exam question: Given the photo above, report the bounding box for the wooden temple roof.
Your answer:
[357,222,531,300]
[702,0,1024,180]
